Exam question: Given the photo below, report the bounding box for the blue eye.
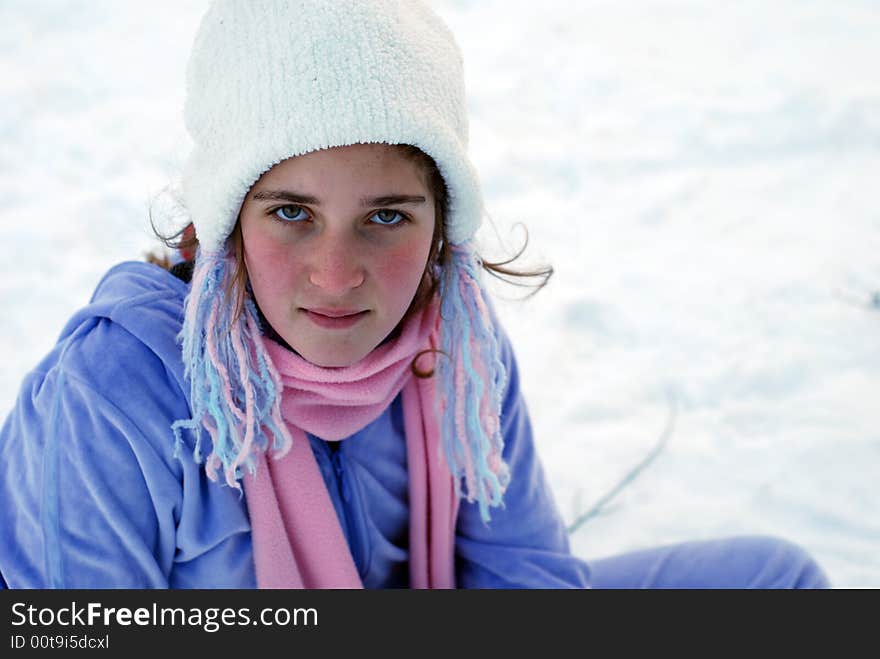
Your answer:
[273,205,308,222]
[371,209,405,226]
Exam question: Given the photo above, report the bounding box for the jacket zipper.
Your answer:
[324,440,371,578]
[328,441,352,502]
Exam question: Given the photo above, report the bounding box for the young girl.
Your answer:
[0,0,829,589]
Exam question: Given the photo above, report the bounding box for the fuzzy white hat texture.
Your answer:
[181,0,485,253]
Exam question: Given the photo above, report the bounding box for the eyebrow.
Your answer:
[251,189,427,207]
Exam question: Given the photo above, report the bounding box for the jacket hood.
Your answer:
[57,261,190,388]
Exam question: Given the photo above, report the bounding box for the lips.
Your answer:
[301,307,369,330]
[305,307,366,318]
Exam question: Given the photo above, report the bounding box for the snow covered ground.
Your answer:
[1,0,877,587]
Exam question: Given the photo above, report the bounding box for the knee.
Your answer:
[738,535,831,589]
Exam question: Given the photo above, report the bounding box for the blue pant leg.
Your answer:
[587,535,830,589]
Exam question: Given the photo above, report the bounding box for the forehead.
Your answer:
[254,143,428,191]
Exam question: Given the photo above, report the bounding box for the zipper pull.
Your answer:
[329,443,352,502]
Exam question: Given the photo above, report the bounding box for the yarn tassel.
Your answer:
[172,247,292,492]
[172,241,509,522]
[437,242,511,522]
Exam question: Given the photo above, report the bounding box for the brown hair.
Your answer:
[148,145,553,377]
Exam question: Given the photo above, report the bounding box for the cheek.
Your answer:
[242,227,301,296]
[374,240,430,303]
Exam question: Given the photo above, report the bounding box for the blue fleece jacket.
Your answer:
[0,261,590,589]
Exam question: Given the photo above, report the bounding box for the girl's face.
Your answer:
[239,143,436,368]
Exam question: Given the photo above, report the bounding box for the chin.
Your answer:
[301,346,367,369]
[311,356,355,368]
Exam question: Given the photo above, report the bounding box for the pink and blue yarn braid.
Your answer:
[437,243,511,522]
[171,241,510,521]
[172,246,292,493]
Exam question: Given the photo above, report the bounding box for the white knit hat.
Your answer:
[181,0,484,252]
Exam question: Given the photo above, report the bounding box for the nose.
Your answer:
[307,232,366,295]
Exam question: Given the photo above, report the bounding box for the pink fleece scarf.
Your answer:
[242,298,459,588]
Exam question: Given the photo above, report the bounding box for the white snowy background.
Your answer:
[1,0,877,587]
